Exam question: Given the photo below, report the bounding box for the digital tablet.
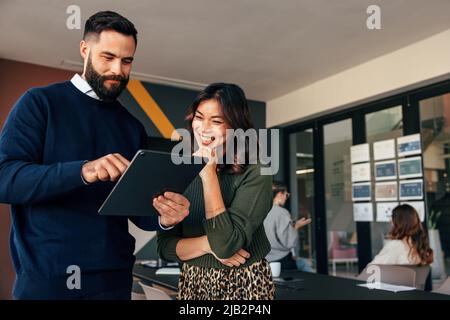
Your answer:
[98,149,205,216]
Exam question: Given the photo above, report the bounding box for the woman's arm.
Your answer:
[175,236,210,261]
[201,167,226,219]
[156,224,184,263]
[158,218,251,266]
[175,235,250,267]
[195,147,226,219]
[201,164,273,259]
[161,149,258,265]
[274,211,299,250]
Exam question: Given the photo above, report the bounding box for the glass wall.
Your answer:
[420,93,450,282]
[289,129,316,272]
[323,119,356,277]
[285,81,450,278]
[365,106,403,257]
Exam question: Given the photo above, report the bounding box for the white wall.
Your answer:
[267,28,450,127]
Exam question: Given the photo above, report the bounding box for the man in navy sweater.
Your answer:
[0,11,189,299]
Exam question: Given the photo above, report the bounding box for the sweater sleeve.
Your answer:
[204,165,273,259]
[274,210,298,250]
[0,90,86,205]
[129,216,161,231]
[156,223,183,262]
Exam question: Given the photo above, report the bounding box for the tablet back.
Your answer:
[98,150,204,216]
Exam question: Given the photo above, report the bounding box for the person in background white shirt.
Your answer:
[370,204,433,266]
[264,181,312,270]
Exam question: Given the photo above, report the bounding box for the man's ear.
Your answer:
[80,40,90,77]
[80,40,89,60]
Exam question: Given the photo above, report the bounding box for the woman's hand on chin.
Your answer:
[194,147,218,179]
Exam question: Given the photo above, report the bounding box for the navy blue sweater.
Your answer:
[0,81,159,299]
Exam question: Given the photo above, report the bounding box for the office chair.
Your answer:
[399,265,430,290]
[131,280,146,300]
[357,264,416,288]
[432,276,450,295]
[328,231,357,275]
[138,281,172,300]
[131,291,147,300]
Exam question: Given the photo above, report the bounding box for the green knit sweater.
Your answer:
[157,164,272,269]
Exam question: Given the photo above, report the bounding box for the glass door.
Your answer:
[323,119,356,277]
[420,92,450,284]
[365,105,403,257]
[289,129,316,272]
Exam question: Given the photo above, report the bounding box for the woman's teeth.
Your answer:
[200,134,215,143]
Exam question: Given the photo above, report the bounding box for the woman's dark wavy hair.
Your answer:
[389,204,433,265]
[185,83,257,174]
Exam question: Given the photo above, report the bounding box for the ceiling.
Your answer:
[1,0,450,101]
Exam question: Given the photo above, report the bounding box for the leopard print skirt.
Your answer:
[177,259,275,300]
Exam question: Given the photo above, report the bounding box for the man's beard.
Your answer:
[84,55,129,103]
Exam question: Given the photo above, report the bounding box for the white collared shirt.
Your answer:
[70,74,100,100]
[70,74,172,230]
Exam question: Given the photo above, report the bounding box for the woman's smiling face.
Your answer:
[192,99,229,152]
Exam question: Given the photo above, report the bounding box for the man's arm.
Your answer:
[0,91,135,205]
[129,215,167,231]
[0,91,87,205]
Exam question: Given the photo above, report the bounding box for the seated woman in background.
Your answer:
[370,204,433,265]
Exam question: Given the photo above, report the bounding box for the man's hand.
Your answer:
[153,192,190,227]
[211,249,250,268]
[81,153,130,184]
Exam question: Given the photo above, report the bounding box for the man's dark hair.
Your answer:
[83,11,138,45]
[272,181,287,199]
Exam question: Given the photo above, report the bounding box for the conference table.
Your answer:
[133,264,450,300]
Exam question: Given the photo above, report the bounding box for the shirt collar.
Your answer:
[70,74,100,100]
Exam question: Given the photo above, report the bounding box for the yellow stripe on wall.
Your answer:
[127,79,180,140]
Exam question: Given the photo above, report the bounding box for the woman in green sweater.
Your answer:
[157,83,274,300]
